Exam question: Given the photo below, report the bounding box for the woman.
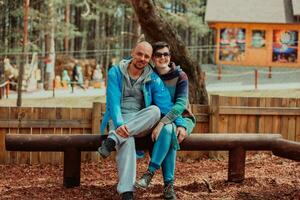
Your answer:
[135,41,196,200]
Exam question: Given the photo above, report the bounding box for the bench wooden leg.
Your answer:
[63,148,81,188]
[228,147,246,182]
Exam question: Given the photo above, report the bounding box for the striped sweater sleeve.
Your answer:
[160,71,188,126]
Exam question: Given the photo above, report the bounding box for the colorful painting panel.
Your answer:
[219,28,246,61]
[273,30,298,63]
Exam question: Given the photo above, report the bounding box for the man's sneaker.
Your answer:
[134,170,154,189]
[121,191,134,200]
[97,138,116,159]
[163,182,176,200]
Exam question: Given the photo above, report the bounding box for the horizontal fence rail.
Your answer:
[218,106,300,116]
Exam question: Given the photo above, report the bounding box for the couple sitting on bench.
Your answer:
[98,41,195,200]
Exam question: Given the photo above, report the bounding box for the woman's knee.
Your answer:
[161,124,173,134]
[157,124,173,141]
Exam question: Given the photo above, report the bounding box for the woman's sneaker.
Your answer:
[134,170,154,189]
[163,182,176,200]
[97,138,116,158]
[121,191,134,200]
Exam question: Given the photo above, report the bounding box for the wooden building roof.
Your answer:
[292,0,300,15]
[205,0,297,24]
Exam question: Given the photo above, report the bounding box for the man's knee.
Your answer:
[122,137,135,147]
[148,105,161,121]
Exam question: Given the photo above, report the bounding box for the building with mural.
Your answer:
[205,0,300,67]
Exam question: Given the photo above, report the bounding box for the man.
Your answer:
[72,60,85,89]
[98,41,184,200]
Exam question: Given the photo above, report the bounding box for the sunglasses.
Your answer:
[154,52,170,58]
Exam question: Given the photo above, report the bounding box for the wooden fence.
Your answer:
[210,95,300,141]
[1,95,300,164]
[0,103,209,164]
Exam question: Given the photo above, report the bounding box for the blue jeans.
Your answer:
[149,124,176,184]
[149,118,195,184]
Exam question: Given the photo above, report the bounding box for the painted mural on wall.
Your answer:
[219,28,245,61]
[252,30,265,48]
[273,30,298,63]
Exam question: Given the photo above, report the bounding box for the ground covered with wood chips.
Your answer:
[0,153,299,200]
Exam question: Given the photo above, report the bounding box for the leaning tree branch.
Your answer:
[130,0,208,104]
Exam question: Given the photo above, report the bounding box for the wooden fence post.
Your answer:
[91,102,102,161]
[92,102,102,135]
[254,69,258,90]
[218,65,222,80]
[6,81,10,98]
[210,95,220,133]
[52,79,55,97]
[268,66,272,79]
[209,95,223,159]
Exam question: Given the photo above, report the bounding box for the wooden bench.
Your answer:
[5,133,300,188]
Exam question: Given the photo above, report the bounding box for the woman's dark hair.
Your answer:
[152,41,170,54]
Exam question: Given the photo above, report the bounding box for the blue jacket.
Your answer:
[100,60,186,134]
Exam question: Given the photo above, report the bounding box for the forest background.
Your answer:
[0,0,214,105]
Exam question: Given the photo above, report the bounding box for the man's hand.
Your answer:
[176,127,187,143]
[151,122,164,141]
[116,125,130,138]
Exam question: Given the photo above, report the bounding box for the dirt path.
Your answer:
[0,153,299,200]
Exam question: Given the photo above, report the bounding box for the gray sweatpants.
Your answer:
[108,105,161,194]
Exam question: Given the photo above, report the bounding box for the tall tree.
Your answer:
[130,0,208,104]
[17,0,29,107]
[64,0,70,52]
[44,0,56,89]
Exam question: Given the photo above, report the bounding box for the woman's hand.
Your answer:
[151,122,164,141]
[116,125,129,138]
[176,127,187,143]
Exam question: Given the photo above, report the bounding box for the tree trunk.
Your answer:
[81,19,88,59]
[132,13,141,45]
[74,6,82,58]
[17,0,30,107]
[130,0,208,104]
[95,13,101,62]
[44,1,56,90]
[64,1,70,53]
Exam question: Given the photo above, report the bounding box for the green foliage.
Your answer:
[157,0,209,36]
[0,0,210,56]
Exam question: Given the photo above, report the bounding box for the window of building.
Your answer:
[252,30,266,48]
